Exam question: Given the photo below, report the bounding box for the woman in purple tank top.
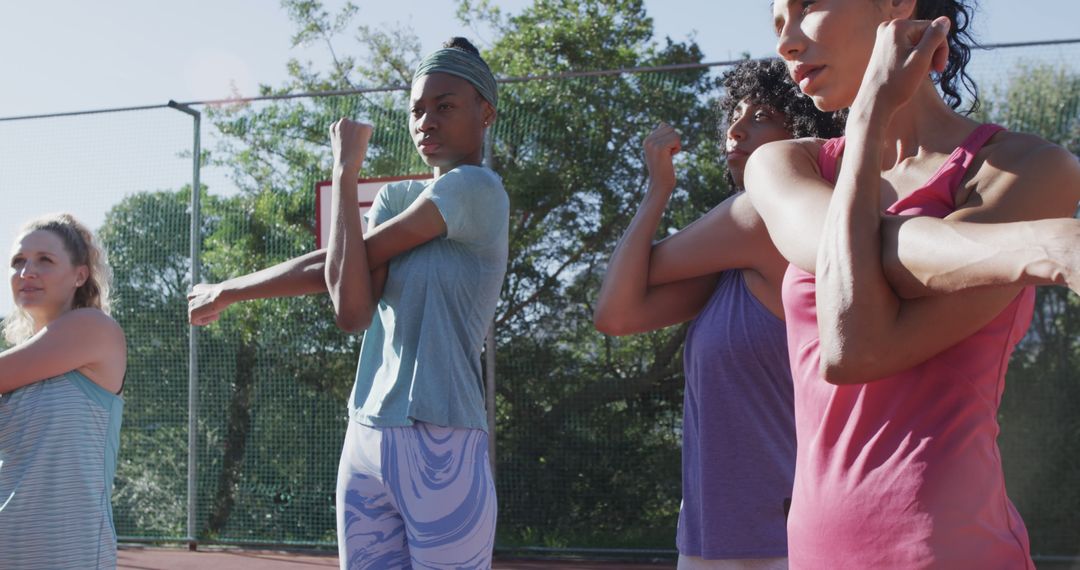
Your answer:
[594,59,844,570]
[743,1,1080,567]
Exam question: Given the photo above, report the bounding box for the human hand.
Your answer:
[643,122,682,191]
[1049,218,1080,296]
[854,16,950,119]
[188,283,229,326]
[330,118,374,175]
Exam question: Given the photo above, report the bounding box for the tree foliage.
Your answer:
[980,62,1080,556]
[96,0,1080,553]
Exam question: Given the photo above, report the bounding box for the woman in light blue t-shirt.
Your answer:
[1,213,126,569]
[188,37,508,568]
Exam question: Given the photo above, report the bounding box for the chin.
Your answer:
[807,92,843,113]
[420,154,455,170]
[810,82,860,113]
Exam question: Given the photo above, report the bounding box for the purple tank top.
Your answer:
[677,269,795,558]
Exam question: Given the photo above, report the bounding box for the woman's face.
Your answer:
[772,0,897,112]
[409,72,494,173]
[726,98,793,188]
[9,229,86,318]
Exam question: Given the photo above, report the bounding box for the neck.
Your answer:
[433,154,484,179]
[29,302,73,334]
[876,81,978,170]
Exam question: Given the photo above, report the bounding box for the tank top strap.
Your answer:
[817,137,847,185]
[886,123,1006,215]
[955,123,1004,170]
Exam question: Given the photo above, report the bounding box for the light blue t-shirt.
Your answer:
[349,165,509,431]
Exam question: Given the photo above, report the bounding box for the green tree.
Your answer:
[99,188,193,537]
[78,0,736,546]
[100,180,359,541]
[980,63,1080,556]
[199,0,731,548]
[459,0,728,546]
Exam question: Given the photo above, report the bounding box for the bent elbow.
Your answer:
[334,307,373,333]
[592,313,618,336]
[818,351,871,386]
[593,310,633,337]
[819,361,856,385]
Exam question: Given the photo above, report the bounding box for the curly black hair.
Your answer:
[916,0,980,113]
[718,58,846,141]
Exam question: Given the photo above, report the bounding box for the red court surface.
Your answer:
[117,545,677,569]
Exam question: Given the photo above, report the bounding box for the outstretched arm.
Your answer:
[0,309,126,394]
[749,19,1080,384]
[882,215,1080,298]
[594,124,718,335]
[816,19,1080,382]
[189,119,449,331]
[188,248,329,326]
[188,196,450,332]
[594,124,784,335]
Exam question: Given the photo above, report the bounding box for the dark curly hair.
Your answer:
[718,58,846,188]
[915,0,980,113]
[719,58,846,142]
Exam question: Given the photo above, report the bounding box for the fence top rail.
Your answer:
[2,37,1078,123]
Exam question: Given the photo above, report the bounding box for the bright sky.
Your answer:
[1,1,1075,117]
[1,1,1077,317]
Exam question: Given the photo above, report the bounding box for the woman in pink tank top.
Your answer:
[742,1,1080,568]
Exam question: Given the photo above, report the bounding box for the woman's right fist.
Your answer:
[331,118,374,174]
[643,122,682,190]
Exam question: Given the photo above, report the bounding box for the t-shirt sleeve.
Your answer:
[364,184,397,229]
[421,166,508,246]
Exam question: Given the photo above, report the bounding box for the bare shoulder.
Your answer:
[983,131,1077,170]
[745,138,829,198]
[54,308,126,348]
[963,131,1080,220]
[59,309,126,391]
[724,191,766,229]
[752,137,825,163]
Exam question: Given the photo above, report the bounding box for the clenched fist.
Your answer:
[643,122,682,191]
[187,283,228,326]
[331,118,374,175]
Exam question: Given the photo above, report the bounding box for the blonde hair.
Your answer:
[2,213,113,345]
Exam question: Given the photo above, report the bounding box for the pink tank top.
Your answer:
[782,124,1036,569]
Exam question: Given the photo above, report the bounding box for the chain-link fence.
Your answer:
[1,39,1079,560]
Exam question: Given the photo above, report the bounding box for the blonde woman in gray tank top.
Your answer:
[0,213,126,569]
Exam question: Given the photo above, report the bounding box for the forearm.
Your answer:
[883,216,1075,297]
[218,249,328,304]
[816,108,899,379]
[594,181,671,332]
[325,166,376,330]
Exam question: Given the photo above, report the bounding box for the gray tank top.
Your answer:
[0,370,123,569]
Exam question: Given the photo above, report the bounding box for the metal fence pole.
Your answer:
[168,100,201,551]
[483,127,497,476]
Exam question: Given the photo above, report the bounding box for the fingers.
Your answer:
[646,122,682,155]
[329,118,375,141]
[190,313,218,327]
[187,285,221,326]
[188,303,220,326]
[913,17,951,73]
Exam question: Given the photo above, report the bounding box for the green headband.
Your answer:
[412,47,498,109]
